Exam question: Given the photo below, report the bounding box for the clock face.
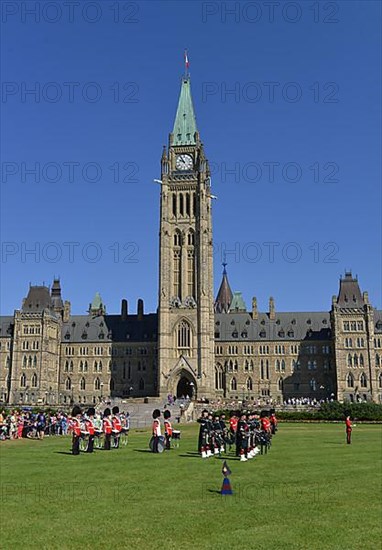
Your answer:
[176,154,193,171]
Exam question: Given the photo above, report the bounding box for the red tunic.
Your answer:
[85,419,95,436]
[229,418,238,432]
[103,418,112,435]
[112,417,122,432]
[164,420,173,436]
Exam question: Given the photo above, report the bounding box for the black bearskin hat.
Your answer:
[260,410,269,418]
[152,409,161,419]
[87,407,95,416]
[112,406,119,414]
[163,410,171,419]
[103,408,111,417]
[72,405,82,417]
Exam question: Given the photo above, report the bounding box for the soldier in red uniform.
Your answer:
[70,405,82,456]
[270,409,278,435]
[85,408,95,453]
[151,409,162,453]
[345,415,353,444]
[111,406,122,448]
[163,410,173,450]
[103,408,112,450]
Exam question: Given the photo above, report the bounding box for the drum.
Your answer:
[149,435,166,453]
[172,430,181,448]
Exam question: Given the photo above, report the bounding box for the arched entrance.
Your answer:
[176,376,196,399]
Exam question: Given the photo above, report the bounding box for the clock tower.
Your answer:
[157,75,215,399]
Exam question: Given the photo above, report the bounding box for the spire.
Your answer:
[214,263,233,313]
[172,75,198,146]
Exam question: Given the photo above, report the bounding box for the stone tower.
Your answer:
[157,75,215,399]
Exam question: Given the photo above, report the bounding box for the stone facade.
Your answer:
[1,75,381,406]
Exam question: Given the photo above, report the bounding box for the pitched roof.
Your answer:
[229,292,247,313]
[214,265,233,313]
[22,286,53,313]
[62,314,158,343]
[336,272,364,309]
[172,77,197,146]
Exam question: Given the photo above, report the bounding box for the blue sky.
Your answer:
[1,0,381,315]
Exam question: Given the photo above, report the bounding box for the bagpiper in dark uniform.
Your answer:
[237,412,249,462]
[212,414,224,455]
[197,409,211,458]
[219,413,228,453]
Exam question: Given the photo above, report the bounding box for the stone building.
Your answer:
[1,74,381,406]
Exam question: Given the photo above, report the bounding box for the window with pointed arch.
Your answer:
[360,372,367,388]
[230,377,237,391]
[278,377,284,391]
[175,320,192,356]
[347,354,353,367]
[215,364,224,390]
[246,377,253,391]
[353,354,358,367]
[376,354,381,367]
[20,373,26,387]
[378,373,382,389]
[65,377,71,390]
[310,378,317,392]
[31,373,37,388]
[359,354,364,367]
[79,377,86,391]
[94,377,100,391]
[346,372,354,388]
[23,356,27,368]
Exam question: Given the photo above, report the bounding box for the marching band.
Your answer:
[198,408,277,461]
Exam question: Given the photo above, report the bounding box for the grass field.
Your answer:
[0,423,381,550]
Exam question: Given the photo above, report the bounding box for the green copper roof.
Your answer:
[229,292,247,313]
[91,292,103,310]
[172,77,197,145]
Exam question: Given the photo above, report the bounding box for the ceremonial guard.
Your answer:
[345,415,352,444]
[163,410,173,450]
[197,409,211,458]
[85,408,95,453]
[70,405,82,456]
[151,409,162,453]
[111,406,122,448]
[270,409,278,435]
[103,408,112,450]
[212,414,224,455]
[237,412,249,462]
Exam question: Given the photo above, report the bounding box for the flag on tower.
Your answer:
[184,50,189,71]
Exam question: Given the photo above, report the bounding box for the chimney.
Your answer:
[137,299,144,321]
[251,297,258,320]
[121,299,128,321]
[269,297,275,320]
[63,300,71,323]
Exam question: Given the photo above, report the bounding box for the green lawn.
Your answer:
[0,423,381,550]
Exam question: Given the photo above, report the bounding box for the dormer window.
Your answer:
[259,330,266,338]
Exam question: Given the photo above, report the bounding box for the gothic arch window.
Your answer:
[179,193,184,216]
[376,354,381,367]
[79,361,84,372]
[310,378,317,392]
[94,361,98,372]
[174,230,181,247]
[176,320,192,355]
[378,373,382,389]
[244,359,249,371]
[110,378,115,391]
[278,377,284,391]
[353,354,358,367]
[187,230,195,246]
[20,373,26,387]
[276,359,280,372]
[172,194,177,217]
[281,359,286,372]
[99,361,103,372]
[94,377,100,391]
[28,356,32,367]
[347,354,353,367]
[31,373,38,388]
[266,360,269,379]
[359,354,364,367]
[23,356,27,368]
[33,356,37,368]
[70,360,74,372]
[65,377,71,390]
[346,372,354,388]
[250,360,254,371]
[84,361,88,372]
[139,377,144,391]
[186,193,190,216]
[234,360,238,371]
[230,377,237,391]
[360,372,367,388]
[80,377,86,391]
[246,377,253,391]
